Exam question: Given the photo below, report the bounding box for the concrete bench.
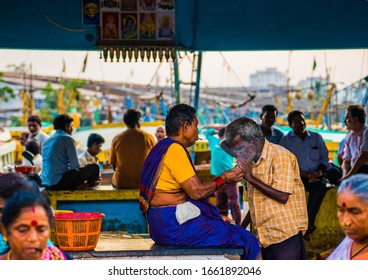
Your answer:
[42,186,148,233]
[66,234,243,260]
[43,185,138,209]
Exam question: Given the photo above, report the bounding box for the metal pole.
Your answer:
[194,51,202,111]
[174,50,180,104]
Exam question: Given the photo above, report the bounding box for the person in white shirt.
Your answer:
[22,140,43,174]
[341,104,368,181]
[78,133,105,167]
[27,115,49,153]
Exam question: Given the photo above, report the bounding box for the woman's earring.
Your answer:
[3,236,8,243]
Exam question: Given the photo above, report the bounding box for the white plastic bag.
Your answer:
[175,201,200,225]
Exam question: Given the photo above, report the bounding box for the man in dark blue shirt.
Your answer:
[280,110,329,241]
[259,105,284,144]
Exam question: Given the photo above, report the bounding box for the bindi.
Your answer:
[342,202,346,208]
[31,220,38,227]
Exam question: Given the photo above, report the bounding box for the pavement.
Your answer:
[94,233,154,251]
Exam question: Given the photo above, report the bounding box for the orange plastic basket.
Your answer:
[53,212,104,251]
[50,210,73,246]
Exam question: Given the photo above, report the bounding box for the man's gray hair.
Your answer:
[225,116,263,143]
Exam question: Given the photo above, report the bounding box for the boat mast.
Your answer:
[193,51,202,111]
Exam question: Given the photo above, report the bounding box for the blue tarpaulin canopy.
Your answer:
[1,1,368,51]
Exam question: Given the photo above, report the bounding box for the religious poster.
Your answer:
[139,0,156,11]
[157,13,174,39]
[157,0,174,11]
[121,0,138,11]
[139,13,156,39]
[98,0,176,62]
[101,12,119,39]
[121,13,138,39]
[83,0,100,25]
[100,0,174,40]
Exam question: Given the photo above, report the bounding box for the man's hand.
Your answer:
[220,215,235,224]
[301,171,322,183]
[221,165,244,183]
[236,158,253,182]
[307,171,322,183]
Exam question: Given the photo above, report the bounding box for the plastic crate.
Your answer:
[53,212,104,251]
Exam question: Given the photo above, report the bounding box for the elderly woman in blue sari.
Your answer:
[139,103,261,260]
[327,174,368,260]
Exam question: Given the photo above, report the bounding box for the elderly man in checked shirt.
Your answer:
[221,116,308,260]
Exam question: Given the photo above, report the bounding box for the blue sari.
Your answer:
[140,138,261,260]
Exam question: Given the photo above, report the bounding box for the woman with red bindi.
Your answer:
[0,192,71,260]
[328,174,368,260]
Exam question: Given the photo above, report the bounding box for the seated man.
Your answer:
[259,104,284,144]
[27,115,49,153]
[110,109,155,189]
[41,114,100,190]
[78,133,105,167]
[341,104,368,179]
[280,110,330,241]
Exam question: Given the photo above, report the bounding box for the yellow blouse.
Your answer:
[156,143,196,191]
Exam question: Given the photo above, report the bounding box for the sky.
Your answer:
[0,48,367,90]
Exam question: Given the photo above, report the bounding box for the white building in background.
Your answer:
[249,67,287,88]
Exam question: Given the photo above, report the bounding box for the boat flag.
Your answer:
[62,59,66,73]
[312,57,317,71]
[82,53,89,73]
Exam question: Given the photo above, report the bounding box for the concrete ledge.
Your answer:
[68,245,243,260]
[65,233,243,260]
[69,247,243,260]
[42,185,139,209]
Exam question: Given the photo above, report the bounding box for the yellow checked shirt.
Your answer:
[247,140,308,248]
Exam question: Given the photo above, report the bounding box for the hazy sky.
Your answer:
[0,48,367,90]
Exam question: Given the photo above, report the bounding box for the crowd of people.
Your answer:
[1,102,368,260]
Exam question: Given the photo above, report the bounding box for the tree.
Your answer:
[39,82,58,122]
[0,72,15,101]
[39,79,88,122]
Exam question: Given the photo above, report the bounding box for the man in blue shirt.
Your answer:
[280,110,330,241]
[259,105,284,144]
[41,114,100,190]
[204,126,241,225]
